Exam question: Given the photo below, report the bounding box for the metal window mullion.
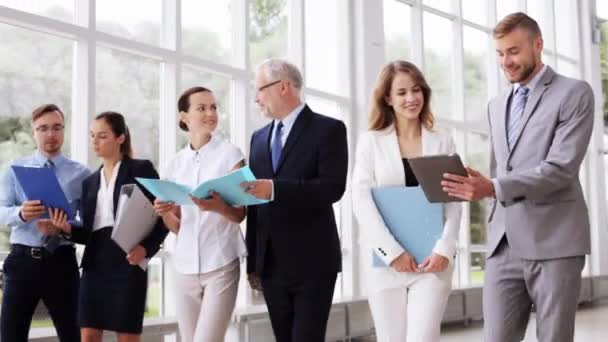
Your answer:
[71,0,95,164]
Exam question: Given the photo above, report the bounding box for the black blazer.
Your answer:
[71,158,168,270]
[246,105,348,279]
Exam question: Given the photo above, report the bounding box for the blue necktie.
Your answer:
[507,86,529,149]
[43,159,61,252]
[271,121,284,172]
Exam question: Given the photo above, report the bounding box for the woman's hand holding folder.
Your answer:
[390,251,419,273]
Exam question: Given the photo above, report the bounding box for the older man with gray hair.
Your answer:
[243,59,348,342]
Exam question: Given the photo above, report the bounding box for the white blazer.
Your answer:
[352,125,462,289]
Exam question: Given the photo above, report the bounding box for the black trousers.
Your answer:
[1,245,80,342]
[262,272,337,342]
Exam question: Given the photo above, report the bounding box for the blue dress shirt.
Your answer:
[0,150,91,247]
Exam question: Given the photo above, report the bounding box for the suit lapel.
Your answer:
[508,67,555,159]
[85,169,101,230]
[260,123,274,177]
[381,126,406,186]
[112,159,130,218]
[274,106,312,175]
[497,89,511,157]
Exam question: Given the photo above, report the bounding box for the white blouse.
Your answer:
[163,135,248,275]
[92,161,122,231]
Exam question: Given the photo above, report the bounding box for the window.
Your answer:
[383,0,412,62]
[305,0,347,95]
[96,0,162,46]
[423,12,453,118]
[94,47,160,168]
[249,0,287,68]
[462,0,487,26]
[423,0,453,14]
[463,26,490,123]
[182,0,233,65]
[0,0,73,23]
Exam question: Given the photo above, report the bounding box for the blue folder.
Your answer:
[372,186,443,267]
[136,166,269,206]
[11,166,75,219]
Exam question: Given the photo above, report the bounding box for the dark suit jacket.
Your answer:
[71,158,168,270]
[246,105,348,279]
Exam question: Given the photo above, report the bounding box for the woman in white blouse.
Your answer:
[153,86,247,342]
[352,60,462,342]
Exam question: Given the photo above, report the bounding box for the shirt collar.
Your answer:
[274,103,305,132]
[34,150,66,167]
[185,134,219,158]
[514,64,547,94]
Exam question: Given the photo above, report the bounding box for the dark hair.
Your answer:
[494,12,541,39]
[369,60,434,131]
[32,104,64,122]
[177,86,212,131]
[95,111,133,159]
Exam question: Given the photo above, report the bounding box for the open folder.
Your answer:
[136,166,269,206]
[371,186,443,267]
[11,165,75,219]
[112,184,158,271]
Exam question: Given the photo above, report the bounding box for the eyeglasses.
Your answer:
[256,80,282,93]
[34,125,65,134]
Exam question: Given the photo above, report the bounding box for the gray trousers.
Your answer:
[483,237,585,342]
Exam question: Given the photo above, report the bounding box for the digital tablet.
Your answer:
[407,154,468,203]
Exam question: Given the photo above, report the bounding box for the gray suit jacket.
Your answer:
[487,66,594,260]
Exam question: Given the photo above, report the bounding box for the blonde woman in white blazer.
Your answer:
[352,60,462,342]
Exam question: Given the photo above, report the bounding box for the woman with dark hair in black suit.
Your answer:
[44,111,168,342]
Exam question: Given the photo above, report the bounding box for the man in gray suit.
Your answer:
[442,12,594,342]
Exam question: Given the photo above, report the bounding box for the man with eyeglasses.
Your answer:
[243,59,348,342]
[0,104,90,341]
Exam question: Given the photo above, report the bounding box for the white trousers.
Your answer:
[173,260,240,342]
[367,269,452,342]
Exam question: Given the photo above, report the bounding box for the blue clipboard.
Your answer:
[11,166,75,219]
[372,186,443,266]
[136,166,269,206]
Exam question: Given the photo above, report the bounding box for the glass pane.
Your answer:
[0,0,73,23]
[462,0,487,26]
[144,258,162,318]
[463,26,489,122]
[599,1,608,19]
[0,23,73,252]
[424,12,453,118]
[182,0,232,65]
[526,0,551,41]
[423,0,453,14]
[181,67,232,142]
[305,96,343,122]
[383,0,412,62]
[305,0,347,95]
[466,133,490,245]
[496,0,520,22]
[95,47,160,168]
[96,0,162,46]
[557,59,580,79]
[554,0,578,59]
[249,0,288,68]
[470,252,486,285]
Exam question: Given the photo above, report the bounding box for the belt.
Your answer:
[10,244,72,260]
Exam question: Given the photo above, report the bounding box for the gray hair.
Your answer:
[256,59,303,92]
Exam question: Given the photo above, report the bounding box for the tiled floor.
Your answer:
[354,303,608,341]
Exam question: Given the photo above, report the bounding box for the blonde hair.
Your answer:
[368,60,434,131]
[494,12,541,39]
